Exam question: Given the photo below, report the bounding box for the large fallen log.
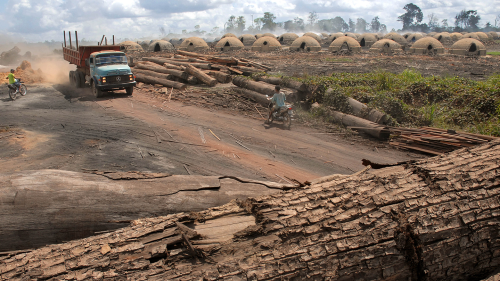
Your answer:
[2,140,500,280]
[348,97,388,124]
[177,50,211,58]
[132,68,175,81]
[233,75,276,96]
[232,87,269,107]
[135,73,187,90]
[184,64,217,86]
[234,65,262,76]
[0,170,287,252]
[136,62,189,80]
[163,59,211,70]
[327,109,391,139]
[239,58,272,71]
[205,70,232,83]
[255,75,308,92]
[143,57,211,70]
[323,88,389,125]
[163,62,185,71]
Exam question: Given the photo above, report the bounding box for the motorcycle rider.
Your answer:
[7,69,21,93]
[267,85,286,122]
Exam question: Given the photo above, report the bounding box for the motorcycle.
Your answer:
[266,100,294,129]
[7,78,27,101]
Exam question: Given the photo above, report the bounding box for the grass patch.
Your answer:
[292,70,500,136]
[487,51,500,56]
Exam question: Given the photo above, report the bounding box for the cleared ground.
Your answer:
[0,82,417,184]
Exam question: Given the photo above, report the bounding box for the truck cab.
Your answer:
[86,51,136,97]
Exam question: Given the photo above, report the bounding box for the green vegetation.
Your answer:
[487,52,500,56]
[292,70,500,136]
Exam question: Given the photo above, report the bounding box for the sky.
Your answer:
[0,0,498,43]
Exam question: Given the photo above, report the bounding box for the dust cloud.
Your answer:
[0,41,75,85]
[30,56,75,84]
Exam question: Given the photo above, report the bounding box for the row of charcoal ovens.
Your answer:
[119,31,497,56]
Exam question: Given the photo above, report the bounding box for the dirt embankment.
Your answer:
[0,60,44,84]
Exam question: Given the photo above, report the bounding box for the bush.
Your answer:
[289,70,500,136]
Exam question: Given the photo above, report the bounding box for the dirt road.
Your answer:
[0,83,418,183]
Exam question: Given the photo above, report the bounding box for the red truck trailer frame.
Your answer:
[62,31,121,75]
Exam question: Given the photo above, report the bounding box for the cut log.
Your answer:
[232,87,269,107]
[165,60,211,70]
[132,68,175,81]
[206,71,232,83]
[234,66,262,75]
[187,57,211,63]
[177,50,210,58]
[323,88,388,125]
[347,97,388,124]
[3,140,500,280]
[162,62,184,71]
[228,67,244,75]
[255,76,308,92]
[135,63,189,80]
[142,57,173,66]
[239,58,272,71]
[184,64,217,86]
[210,57,238,65]
[233,76,276,96]
[186,76,199,85]
[168,58,192,62]
[143,57,211,70]
[0,171,288,252]
[328,109,390,139]
[135,73,187,90]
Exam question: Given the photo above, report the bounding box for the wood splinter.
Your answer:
[175,222,201,258]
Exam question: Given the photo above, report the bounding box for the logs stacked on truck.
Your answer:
[2,139,500,280]
[133,51,269,89]
[389,126,498,155]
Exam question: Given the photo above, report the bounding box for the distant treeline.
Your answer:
[163,3,499,38]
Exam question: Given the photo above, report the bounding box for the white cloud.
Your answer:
[0,0,497,43]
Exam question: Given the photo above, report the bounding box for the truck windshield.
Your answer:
[95,55,127,65]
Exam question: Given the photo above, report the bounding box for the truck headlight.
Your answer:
[102,77,106,83]
[129,75,133,81]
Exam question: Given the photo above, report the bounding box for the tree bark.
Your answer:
[143,57,211,70]
[2,140,500,280]
[177,50,210,58]
[239,58,272,71]
[347,97,388,125]
[232,87,269,107]
[184,64,217,86]
[233,76,276,96]
[135,63,189,80]
[328,109,391,139]
[255,76,308,92]
[132,68,175,81]
[0,171,287,252]
[205,71,232,83]
[233,66,262,76]
[135,73,187,90]
[163,62,185,71]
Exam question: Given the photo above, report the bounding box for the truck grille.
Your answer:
[106,75,130,84]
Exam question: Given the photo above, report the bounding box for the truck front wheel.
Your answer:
[92,81,103,98]
[126,87,133,95]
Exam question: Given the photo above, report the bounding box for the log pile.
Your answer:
[132,51,269,89]
[390,126,498,155]
[2,140,500,280]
